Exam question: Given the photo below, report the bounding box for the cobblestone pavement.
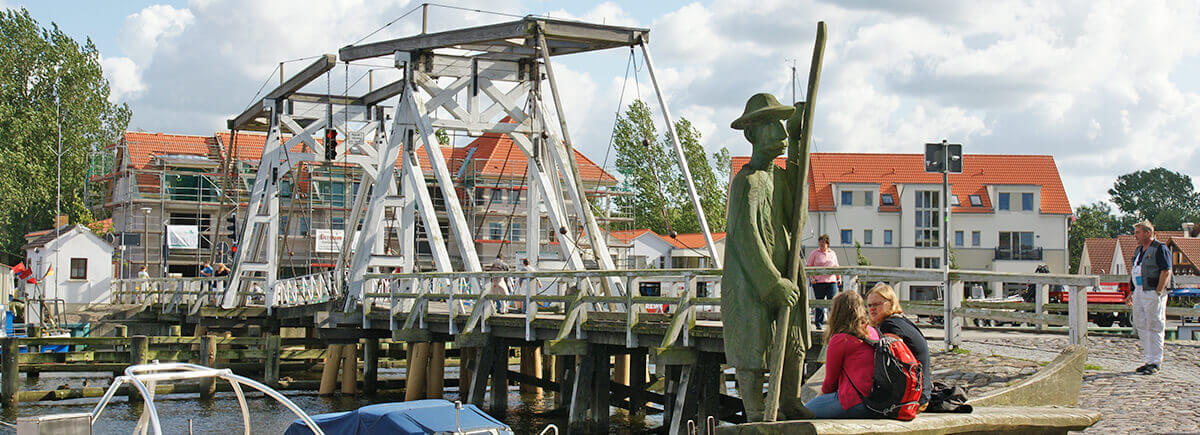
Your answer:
[948,332,1200,433]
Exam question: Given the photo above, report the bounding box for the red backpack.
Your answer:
[843,333,924,420]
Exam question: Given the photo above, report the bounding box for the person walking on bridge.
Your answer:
[1126,220,1171,375]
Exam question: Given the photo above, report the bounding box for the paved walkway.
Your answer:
[934,329,1200,434]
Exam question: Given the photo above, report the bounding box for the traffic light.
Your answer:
[324,129,338,160]
[226,212,238,242]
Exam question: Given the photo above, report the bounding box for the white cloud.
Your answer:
[118,4,193,66]
[100,56,144,102]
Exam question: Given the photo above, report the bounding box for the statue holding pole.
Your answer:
[722,21,826,422]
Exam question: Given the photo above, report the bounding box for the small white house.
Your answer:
[22,225,114,308]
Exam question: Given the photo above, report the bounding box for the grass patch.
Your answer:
[1084,364,1103,371]
[949,347,971,355]
[1038,361,1049,366]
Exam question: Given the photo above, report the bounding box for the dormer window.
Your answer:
[880,194,895,206]
[968,194,983,207]
[951,195,961,206]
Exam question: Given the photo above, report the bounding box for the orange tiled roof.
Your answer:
[121,132,219,170]
[664,232,727,249]
[1083,238,1116,274]
[462,127,617,184]
[1116,231,1184,264]
[730,153,1071,214]
[609,229,656,243]
[1171,237,1200,266]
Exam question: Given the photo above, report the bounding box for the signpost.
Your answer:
[925,140,961,350]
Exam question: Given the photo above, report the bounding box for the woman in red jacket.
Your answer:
[804,290,880,418]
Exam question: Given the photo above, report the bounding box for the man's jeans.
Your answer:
[1133,289,1168,365]
[812,282,838,327]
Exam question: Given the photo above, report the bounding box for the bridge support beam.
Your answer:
[426,341,446,399]
[520,345,542,394]
[629,348,648,415]
[488,339,509,417]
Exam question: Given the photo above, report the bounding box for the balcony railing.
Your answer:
[995,247,1043,261]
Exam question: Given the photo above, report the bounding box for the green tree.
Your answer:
[1108,167,1200,231]
[854,241,871,266]
[0,8,131,264]
[1067,202,1123,273]
[611,100,729,236]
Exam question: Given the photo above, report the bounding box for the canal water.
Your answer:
[0,370,662,434]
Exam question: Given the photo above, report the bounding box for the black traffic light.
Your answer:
[226,212,238,241]
[324,129,338,160]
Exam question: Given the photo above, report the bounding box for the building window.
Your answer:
[997,231,1039,260]
[998,192,1010,210]
[511,222,523,241]
[841,191,853,206]
[881,194,895,206]
[914,191,940,247]
[841,229,853,245]
[884,230,893,245]
[972,230,981,246]
[951,195,961,206]
[864,192,873,206]
[1022,193,1034,211]
[512,191,522,205]
[331,217,346,230]
[955,230,964,246]
[280,216,289,236]
[490,189,504,203]
[475,188,488,205]
[969,194,982,207]
[70,258,87,280]
[489,222,503,240]
[915,257,940,269]
[864,229,873,245]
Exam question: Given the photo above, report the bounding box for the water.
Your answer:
[0,372,662,434]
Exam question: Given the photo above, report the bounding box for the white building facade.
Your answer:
[733,153,1073,301]
[22,225,115,309]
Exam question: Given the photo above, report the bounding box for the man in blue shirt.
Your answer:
[1125,221,1172,375]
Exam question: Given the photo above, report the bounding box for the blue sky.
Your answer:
[8,0,1200,210]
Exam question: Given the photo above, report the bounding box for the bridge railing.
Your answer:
[366,266,1100,350]
[111,276,265,312]
[272,271,340,307]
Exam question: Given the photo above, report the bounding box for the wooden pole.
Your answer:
[341,343,357,395]
[200,335,217,399]
[426,341,446,399]
[405,342,430,401]
[460,346,476,399]
[612,353,629,387]
[489,342,508,416]
[2,338,18,409]
[318,343,343,396]
[630,350,648,415]
[765,21,826,423]
[129,335,150,403]
[363,338,379,395]
[520,345,542,393]
[264,335,282,387]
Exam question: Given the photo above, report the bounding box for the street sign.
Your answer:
[925,142,962,173]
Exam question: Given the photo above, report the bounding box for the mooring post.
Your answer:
[264,335,282,387]
[519,345,541,394]
[131,335,150,366]
[567,352,594,433]
[200,335,217,399]
[426,341,446,399]
[489,340,509,416]
[591,347,611,428]
[318,343,343,396]
[405,342,430,401]
[363,338,379,395]
[613,353,629,387]
[2,337,18,409]
[340,343,357,395]
[629,349,648,415]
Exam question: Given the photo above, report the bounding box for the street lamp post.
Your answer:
[925,140,962,350]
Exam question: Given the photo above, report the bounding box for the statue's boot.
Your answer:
[780,398,816,420]
[735,369,766,422]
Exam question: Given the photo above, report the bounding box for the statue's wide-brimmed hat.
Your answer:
[730,93,794,130]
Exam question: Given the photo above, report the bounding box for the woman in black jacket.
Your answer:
[866,283,932,412]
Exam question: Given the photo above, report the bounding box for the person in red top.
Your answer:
[804,290,880,418]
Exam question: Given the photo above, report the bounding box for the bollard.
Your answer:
[363,338,379,396]
[264,335,282,387]
[199,335,217,399]
[405,342,430,401]
[2,338,18,409]
[318,344,343,396]
[341,343,357,395]
[426,342,446,399]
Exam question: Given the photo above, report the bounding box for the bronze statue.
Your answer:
[723,92,812,421]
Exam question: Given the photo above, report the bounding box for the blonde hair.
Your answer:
[1134,220,1154,233]
[867,283,903,322]
[824,290,871,343]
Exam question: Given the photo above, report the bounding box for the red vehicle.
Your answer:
[1050,281,1131,327]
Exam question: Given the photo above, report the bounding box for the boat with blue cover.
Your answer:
[283,400,513,435]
